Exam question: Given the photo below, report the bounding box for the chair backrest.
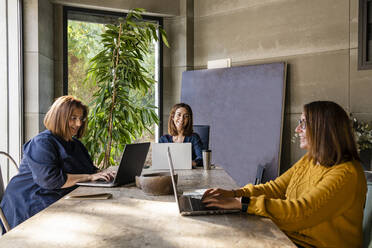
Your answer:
[0,167,3,202]
[0,151,19,234]
[0,152,19,200]
[193,125,210,151]
[363,175,372,248]
[255,165,265,185]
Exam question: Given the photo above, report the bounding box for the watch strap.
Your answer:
[241,197,250,212]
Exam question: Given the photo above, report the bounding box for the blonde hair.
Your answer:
[44,96,88,140]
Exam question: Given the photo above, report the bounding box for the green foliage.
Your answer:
[68,21,105,104]
[81,8,169,168]
[351,117,372,152]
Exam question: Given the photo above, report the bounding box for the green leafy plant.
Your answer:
[67,21,105,104]
[82,8,169,169]
[351,117,372,152]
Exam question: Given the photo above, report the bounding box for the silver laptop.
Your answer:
[152,143,192,170]
[167,147,240,216]
[77,143,150,187]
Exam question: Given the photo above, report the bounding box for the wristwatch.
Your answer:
[241,197,250,212]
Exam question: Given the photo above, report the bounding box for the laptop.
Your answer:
[77,142,150,187]
[152,143,192,170]
[167,147,240,216]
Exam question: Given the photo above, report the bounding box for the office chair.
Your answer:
[363,173,372,248]
[255,165,265,185]
[0,151,19,234]
[193,125,210,151]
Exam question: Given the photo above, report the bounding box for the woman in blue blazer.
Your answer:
[160,103,203,167]
[0,96,114,232]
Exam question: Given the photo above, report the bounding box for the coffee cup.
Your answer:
[202,150,212,170]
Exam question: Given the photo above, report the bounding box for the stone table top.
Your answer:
[0,168,296,248]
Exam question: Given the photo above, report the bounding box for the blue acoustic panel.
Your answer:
[181,62,286,187]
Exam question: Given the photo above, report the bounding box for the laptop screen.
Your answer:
[153,143,192,170]
[167,147,181,212]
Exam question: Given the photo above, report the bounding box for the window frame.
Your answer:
[62,6,164,137]
[358,0,372,69]
[0,0,23,185]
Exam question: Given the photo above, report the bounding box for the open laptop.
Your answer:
[77,142,150,187]
[167,147,240,216]
[152,143,192,170]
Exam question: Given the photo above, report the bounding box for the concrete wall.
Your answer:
[23,0,55,142]
[162,0,194,133]
[186,0,372,172]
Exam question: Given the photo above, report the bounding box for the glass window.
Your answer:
[64,7,162,145]
[0,0,23,185]
[359,0,372,69]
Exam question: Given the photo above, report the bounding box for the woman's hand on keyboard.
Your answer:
[202,194,241,210]
[202,188,234,199]
[89,171,115,182]
[201,188,241,210]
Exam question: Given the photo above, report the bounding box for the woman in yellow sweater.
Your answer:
[202,101,367,248]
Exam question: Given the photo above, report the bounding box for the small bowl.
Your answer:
[136,172,178,195]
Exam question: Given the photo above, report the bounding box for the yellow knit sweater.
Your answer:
[235,155,367,248]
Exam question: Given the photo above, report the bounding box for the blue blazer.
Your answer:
[0,130,97,232]
[159,133,203,166]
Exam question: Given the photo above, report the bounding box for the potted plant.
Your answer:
[351,117,372,171]
[82,8,169,169]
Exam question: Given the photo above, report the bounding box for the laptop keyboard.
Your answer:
[188,197,219,211]
[189,197,207,211]
[94,179,113,184]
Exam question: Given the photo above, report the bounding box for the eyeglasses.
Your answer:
[298,119,306,130]
[70,116,86,122]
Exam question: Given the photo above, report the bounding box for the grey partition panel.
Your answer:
[181,62,286,186]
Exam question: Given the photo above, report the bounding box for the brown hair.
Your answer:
[168,103,193,136]
[304,101,359,166]
[44,96,88,140]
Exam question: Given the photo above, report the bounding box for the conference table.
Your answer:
[0,167,296,248]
